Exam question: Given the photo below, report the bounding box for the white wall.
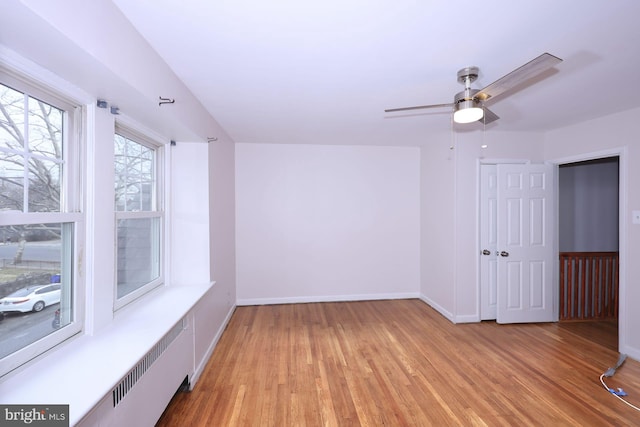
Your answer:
[170,142,211,285]
[544,107,640,360]
[235,143,420,303]
[191,140,237,382]
[210,141,237,301]
[418,132,456,319]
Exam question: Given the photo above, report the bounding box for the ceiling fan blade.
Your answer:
[474,53,562,102]
[480,107,499,124]
[384,102,452,113]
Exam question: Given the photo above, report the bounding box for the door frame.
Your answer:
[549,147,626,352]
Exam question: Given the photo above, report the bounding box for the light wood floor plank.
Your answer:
[156,300,640,426]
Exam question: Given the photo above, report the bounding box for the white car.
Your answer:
[0,284,61,314]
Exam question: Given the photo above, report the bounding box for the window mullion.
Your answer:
[21,92,28,213]
[114,211,162,220]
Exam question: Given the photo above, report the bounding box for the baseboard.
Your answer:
[454,314,480,323]
[237,292,420,306]
[620,343,640,363]
[190,304,236,388]
[419,294,455,323]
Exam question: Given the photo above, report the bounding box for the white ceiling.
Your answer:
[112,0,640,145]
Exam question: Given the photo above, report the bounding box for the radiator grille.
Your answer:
[112,318,186,407]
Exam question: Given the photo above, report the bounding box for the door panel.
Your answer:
[480,165,498,320]
[506,261,522,309]
[506,198,522,246]
[496,164,555,324]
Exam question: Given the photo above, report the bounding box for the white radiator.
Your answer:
[78,318,193,427]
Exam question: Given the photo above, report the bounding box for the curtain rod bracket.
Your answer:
[159,96,175,106]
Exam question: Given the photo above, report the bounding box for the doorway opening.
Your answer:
[557,157,619,340]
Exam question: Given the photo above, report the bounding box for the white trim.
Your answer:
[477,158,531,165]
[116,114,169,147]
[552,163,560,322]
[116,211,163,220]
[452,136,458,323]
[83,104,97,336]
[0,212,82,226]
[0,62,87,378]
[455,314,481,323]
[237,292,420,306]
[419,294,455,323]
[112,126,166,311]
[114,278,165,310]
[548,147,626,354]
[475,161,482,320]
[548,148,623,166]
[163,140,172,295]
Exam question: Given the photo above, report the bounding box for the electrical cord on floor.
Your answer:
[600,353,640,412]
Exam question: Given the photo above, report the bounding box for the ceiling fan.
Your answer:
[385,52,562,124]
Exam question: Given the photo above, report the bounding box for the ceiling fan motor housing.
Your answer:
[454,88,483,123]
[457,66,479,84]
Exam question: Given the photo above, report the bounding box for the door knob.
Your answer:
[482,249,491,255]
[500,251,509,257]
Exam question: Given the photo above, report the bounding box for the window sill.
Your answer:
[0,282,214,425]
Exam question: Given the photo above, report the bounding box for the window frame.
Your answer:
[0,67,86,378]
[113,123,165,311]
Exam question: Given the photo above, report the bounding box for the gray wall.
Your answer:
[559,157,619,252]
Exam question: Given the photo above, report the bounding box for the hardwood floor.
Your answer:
[156,300,640,426]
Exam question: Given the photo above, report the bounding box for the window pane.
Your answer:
[115,135,156,212]
[0,83,62,213]
[116,217,160,299]
[0,152,24,211]
[0,223,73,360]
[28,157,61,213]
[0,84,25,152]
[28,97,63,160]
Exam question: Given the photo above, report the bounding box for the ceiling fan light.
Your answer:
[454,100,484,123]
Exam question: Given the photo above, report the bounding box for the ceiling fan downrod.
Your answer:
[456,66,480,104]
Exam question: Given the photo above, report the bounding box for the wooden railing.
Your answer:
[559,252,618,321]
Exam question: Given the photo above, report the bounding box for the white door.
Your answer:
[496,164,555,324]
[479,165,498,320]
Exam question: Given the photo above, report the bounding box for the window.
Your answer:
[114,128,163,308]
[0,74,83,377]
